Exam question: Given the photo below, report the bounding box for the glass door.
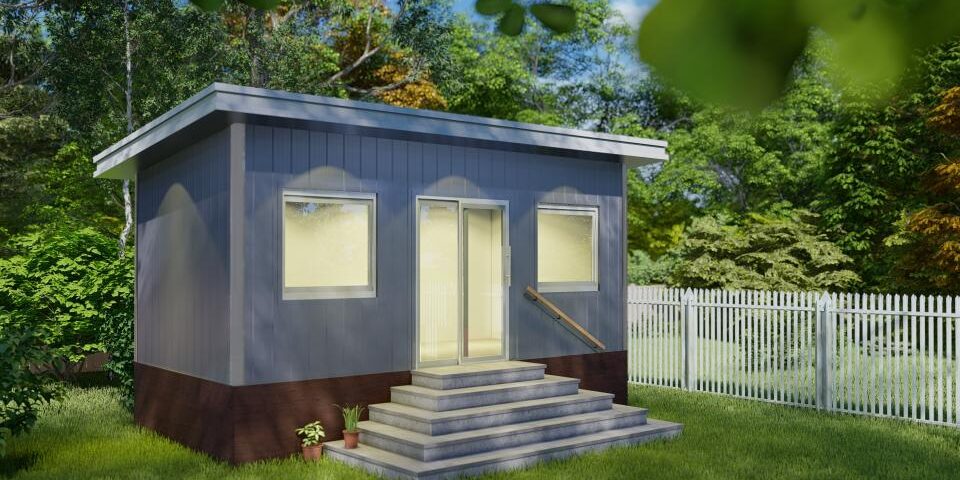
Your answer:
[417,200,461,365]
[417,199,509,367]
[463,206,506,362]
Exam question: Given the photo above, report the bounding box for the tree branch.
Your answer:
[324,0,408,86]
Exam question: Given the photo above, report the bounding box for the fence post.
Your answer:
[682,289,698,391]
[816,294,836,411]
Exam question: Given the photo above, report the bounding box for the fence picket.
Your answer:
[627,285,960,427]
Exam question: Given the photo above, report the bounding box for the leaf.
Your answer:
[239,0,282,10]
[638,0,810,110]
[498,4,526,36]
[476,0,513,16]
[530,4,576,34]
[188,0,225,11]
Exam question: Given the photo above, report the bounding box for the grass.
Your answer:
[4,385,960,479]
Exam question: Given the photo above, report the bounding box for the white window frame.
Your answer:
[281,190,377,300]
[536,204,599,293]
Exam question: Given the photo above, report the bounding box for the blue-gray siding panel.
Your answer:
[136,128,231,383]
[242,125,624,385]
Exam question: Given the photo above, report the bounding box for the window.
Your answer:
[282,192,376,299]
[537,205,598,292]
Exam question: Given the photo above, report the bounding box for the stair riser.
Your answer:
[362,412,648,461]
[391,382,579,412]
[325,424,683,480]
[412,368,545,390]
[370,396,614,435]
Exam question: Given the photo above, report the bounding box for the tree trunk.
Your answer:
[119,0,134,258]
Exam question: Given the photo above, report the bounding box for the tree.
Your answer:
[891,87,960,293]
[667,210,860,291]
[814,40,960,289]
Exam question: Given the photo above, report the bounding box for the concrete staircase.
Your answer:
[325,361,682,479]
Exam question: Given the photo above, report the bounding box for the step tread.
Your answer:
[412,361,544,379]
[370,390,613,423]
[392,375,577,399]
[327,419,683,477]
[361,404,647,447]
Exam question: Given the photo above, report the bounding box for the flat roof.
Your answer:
[93,83,668,179]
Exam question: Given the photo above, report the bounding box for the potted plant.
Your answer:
[337,404,365,449]
[295,421,325,460]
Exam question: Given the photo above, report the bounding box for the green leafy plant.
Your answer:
[0,223,134,386]
[667,210,861,291]
[638,0,960,109]
[295,421,326,447]
[0,316,63,458]
[337,404,365,433]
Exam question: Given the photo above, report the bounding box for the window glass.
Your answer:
[283,194,375,298]
[537,206,597,291]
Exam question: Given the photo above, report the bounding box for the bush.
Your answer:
[0,223,133,404]
[668,210,861,291]
[627,250,675,285]
[0,315,62,457]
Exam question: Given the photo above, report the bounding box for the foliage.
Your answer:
[890,87,960,293]
[295,421,326,447]
[337,404,365,433]
[667,210,860,291]
[627,250,674,286]
[0,318,62,458]
[638,0,960,109]
[0,224,134,378]
[99,309,135,412]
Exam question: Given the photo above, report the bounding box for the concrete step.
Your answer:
[411,361,545,390]
[369,390,614,435]
[391,375,579,412]
[360,404,648,461]
[326,418,683,480]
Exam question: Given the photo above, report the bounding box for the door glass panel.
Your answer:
[464,207,504,359]
[418,201,460,364]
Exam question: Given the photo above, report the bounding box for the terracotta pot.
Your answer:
[343,430,359,449]
[302,444,323,461]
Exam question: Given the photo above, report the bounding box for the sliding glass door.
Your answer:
[417,199,509,367]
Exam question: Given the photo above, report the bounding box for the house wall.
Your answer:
[241,123,624,385]
[136,127,232,383]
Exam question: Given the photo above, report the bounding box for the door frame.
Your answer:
[414,195,511,368]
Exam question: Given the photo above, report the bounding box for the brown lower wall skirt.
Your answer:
[134,350,625,464]
[135,363,410,464]
[526,350,627,405]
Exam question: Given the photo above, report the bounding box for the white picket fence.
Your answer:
[627,285,960,427]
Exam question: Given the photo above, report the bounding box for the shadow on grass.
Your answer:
[0,453,38,479]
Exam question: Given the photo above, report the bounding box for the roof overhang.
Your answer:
[93,83,668,179]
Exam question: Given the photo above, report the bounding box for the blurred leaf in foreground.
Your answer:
[638,0,960,109]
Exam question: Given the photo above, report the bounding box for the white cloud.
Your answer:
[612,0,653,27]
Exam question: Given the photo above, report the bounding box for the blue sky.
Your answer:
[452,0,658,26]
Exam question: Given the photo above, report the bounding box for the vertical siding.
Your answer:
[136,127,231,383]
[242,125,625,385]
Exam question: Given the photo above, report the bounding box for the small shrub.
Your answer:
[337,405,365,433]
[0,315,63,457]
[295,421,326,447]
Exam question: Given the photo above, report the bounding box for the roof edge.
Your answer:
[94,83,668,179]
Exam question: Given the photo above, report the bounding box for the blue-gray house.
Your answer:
[93,83,680,476]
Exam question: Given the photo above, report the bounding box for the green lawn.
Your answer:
[4,385,960,480]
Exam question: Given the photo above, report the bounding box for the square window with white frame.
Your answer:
[537,205,598,292]
[282,192,376,300]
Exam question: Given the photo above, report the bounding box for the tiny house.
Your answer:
[93,84,673,468]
